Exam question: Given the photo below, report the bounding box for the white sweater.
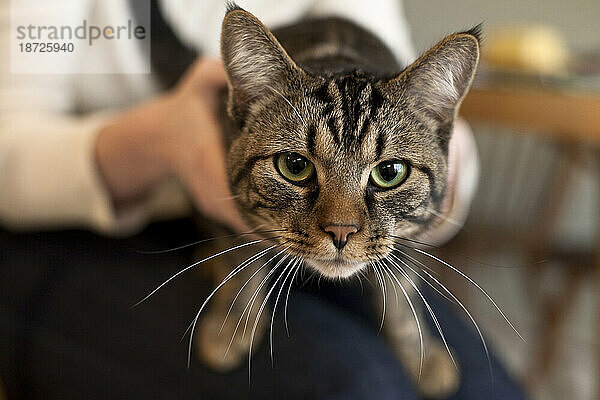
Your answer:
[0,0,474,240]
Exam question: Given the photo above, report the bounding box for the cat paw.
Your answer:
[416,342,460,399]
[196,313,264,372]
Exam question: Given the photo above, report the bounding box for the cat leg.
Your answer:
[374,267,460,398]
[196,236,270,371]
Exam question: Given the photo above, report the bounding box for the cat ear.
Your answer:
[221,5,302,124]
[392,27,481,125]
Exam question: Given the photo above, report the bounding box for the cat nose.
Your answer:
[323,224,359,250]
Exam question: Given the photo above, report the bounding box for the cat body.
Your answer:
[197,5,479,398]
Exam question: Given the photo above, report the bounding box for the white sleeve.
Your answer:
[307,0,416,65]
[425,118,480,245]
[0,1,150,235]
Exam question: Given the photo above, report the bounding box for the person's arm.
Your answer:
[95,58,248,233]
[0,2,245,234]
[0,1,142,234]
[426,118,480,245]
[0,107,144,234]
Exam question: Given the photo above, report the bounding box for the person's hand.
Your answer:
[95,58,248,232]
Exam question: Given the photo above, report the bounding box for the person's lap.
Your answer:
[0,219,525,399]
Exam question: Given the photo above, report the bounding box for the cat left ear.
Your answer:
[221,5,303,124]
[392,27,481,125]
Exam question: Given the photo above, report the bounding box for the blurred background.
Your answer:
[403,0,600,399]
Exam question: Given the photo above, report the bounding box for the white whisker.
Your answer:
[375,260,391,332]
[269,257,300,362]
[426,206,462,227]
[133,237,279,308]
[377,259,399,306]
[136,230,285,255]
[409,246,525,342]
[378,259,424,380]
[384,256,457,369]
[284,259,302,336]
[392,249,493,381]
[390,247,454,303]
[180,244,284,347]
[370,262,386,332]
[223,252,290,359]
[183,240,284,367]
[266,84,305,125]
[241,253,291,342]
[357,268,374,288]
[219,245,290,335]
[249,258,295,378]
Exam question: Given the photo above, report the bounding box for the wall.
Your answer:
[402,0,599,250]
[403,0,600,54]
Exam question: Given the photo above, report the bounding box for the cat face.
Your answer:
[221,8,479,278]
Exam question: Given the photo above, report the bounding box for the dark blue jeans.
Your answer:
[0,219,526,399]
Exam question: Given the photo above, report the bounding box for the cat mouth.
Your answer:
[305,258,366,279]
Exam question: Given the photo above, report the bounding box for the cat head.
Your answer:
[221,6,480,278]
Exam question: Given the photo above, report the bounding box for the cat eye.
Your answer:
[370,160,409,189]
[275,152,315,184]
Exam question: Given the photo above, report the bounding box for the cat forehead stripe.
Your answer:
[310,77,385,154]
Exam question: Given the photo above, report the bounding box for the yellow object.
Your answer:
[484,25,569,75]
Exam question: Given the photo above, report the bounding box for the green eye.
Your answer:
[370,160,409,189]
[276,152,315,183]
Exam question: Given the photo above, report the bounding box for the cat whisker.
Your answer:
[376,258,425,381]
[182,240,286,367]
[425,206,462,227]
[184,243,280,344]
[391,249,494,382]
[384,256,457,370]
[219,244,290,335]
[223,251,291,359]
[391,235,439,249]
[241,253,292,342]
[374,264,387,332]
[375,260,392,331]
[400,244,525,343]
[378,261,431,378]
[379,261,389,326]
[357,267,374,288]
[391,248,462,311]
[377,259,399,307]
[249,257,296,378]
[394,235,547,270]
[269,257,301,363]
[213,194,242,201]
[133,236,281,309]
[354,269,365,293]
[370,261,387,333]
[265,84,305,126]
[135,229,286,254]
[229,225,283,246]
[284,259,302,337]
[389,246,453,303]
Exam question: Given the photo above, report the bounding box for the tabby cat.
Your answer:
[196,5,480,398]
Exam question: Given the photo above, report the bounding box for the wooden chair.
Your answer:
[452,84,600,392]
[454,86,600,392]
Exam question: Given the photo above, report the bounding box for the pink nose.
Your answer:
[323,224,359,250]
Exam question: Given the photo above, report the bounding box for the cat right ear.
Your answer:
[390,27,481,127]
[221,5,302,124]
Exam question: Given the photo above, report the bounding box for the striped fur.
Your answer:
[222,8,479,278]
[198,6,479,397]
